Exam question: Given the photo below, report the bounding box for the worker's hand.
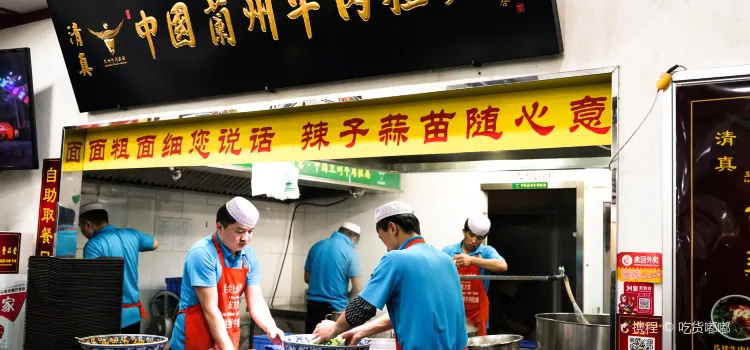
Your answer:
[453,253,475,268]
[312,320,339,343]
[266,325,284,345]
[341,328,367,346]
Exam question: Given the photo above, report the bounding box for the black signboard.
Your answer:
[675,79,750,349]
[46,0,562,112]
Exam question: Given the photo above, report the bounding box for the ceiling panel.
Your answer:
[0,0,47,14]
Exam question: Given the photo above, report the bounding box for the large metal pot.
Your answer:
[535,313,609,350]
[466,335,523,350]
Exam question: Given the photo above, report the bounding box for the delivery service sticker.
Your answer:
[617,252,663,284]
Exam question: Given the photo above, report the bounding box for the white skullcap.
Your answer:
[226,197,260,228]
[80,202,106,215]
[375,201,414,223]
[467,215,491,236]
[341,222,361,234]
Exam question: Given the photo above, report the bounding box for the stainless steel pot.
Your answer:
[466,335,523,350]
[535,313,609,350]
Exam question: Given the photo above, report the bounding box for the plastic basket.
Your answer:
[165,277,182,297]
[253,333,292,350]
[520,340,537,349]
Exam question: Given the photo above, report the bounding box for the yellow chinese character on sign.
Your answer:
[12,247,16,255]
[382,0,427,15]
[205,0,237,46]
[716,156,737,172]
[337,165,343,175]
[67,22,83,46]
[344,167,351,177]
[243,0,279,40]
[336,0,370,21]
[78,53,93,76]
[135,11,159,59]
[322,163,328,173]
[365,170,371,179]
[167,2,197,48]
[358,169,364,178]
[46,167,58,183]
[715,130,736,146]
[41,208,56,223]
[42,188,57,203]
[41,251,50,256]
[352,168,359,178]
[313,162,321,172]
[287,0,320,39]
[2,247,5,255]
[499,0,510,6]
[40,228,53,244]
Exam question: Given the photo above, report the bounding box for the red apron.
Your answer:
[122,300,148,321]
[457,253,489,336]
[393,237,425,350]
[177,235,248,350]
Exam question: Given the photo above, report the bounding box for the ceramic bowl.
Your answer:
[282,334,372,350]
[76,334,168,350]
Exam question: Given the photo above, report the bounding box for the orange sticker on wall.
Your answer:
[617,252,663,284]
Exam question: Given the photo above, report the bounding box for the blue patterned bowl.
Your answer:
[282,334,372,350]
[76,334,168,350]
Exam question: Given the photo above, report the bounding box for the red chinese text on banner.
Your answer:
[35,159,61,256]
[0,289,25,322]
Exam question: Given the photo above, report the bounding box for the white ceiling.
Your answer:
[0,0,47,14]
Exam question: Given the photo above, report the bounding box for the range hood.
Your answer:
[82,163,401,202]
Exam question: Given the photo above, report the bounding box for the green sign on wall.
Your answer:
[238,161,400,191]
[512,182,548,190]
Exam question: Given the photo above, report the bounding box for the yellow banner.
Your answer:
[63,83,612,171]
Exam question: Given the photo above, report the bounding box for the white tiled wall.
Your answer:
[78,168,610,320]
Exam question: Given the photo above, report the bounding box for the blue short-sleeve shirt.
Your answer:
[305,232,361,311]
[442,242,503,292]
[170,233,261,350]
[83,225,155,328]
[360,236,467,350]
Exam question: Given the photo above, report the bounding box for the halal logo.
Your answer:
[88,20,124,55]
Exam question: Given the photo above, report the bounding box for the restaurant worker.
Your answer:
[79,202,160,333]
[304,222,364,333]
[313,201,467,350]
[442,215,508,336]
[170,197,283,350]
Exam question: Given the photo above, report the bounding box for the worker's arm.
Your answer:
[472,246,508,272]
[304,271,311,284]
[348,277,364,299]
[137,230,159,252]
[347,253,363,299]
[304,245,315,285]
[314,255,398,343]
[245,252,283,345]
[194,286,234,350]
[341,314,392,345]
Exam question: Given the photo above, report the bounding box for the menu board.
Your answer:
[675,79,750,349]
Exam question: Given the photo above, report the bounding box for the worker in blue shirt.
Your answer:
[79,202,160,334]
[170,197,283,350]
[304,222,364,333]
[442,216,508,336]
[313,201,467,350]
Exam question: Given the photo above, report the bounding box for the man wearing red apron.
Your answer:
[170,197,283,350]
[80,202,159,334]
[312,201,468,350]
[442,216,508,336]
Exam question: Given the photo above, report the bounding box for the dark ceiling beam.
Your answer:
[0,8,51,31]
[0,7,20,15]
